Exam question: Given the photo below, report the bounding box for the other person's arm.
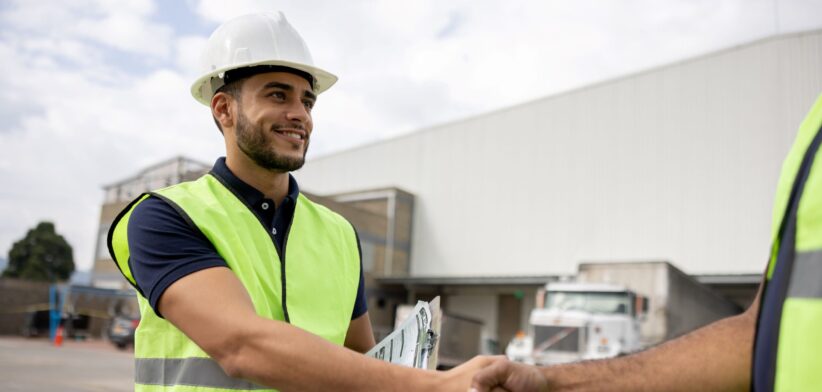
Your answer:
[471,285,762,392]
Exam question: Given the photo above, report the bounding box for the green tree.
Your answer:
[3,221,74,282]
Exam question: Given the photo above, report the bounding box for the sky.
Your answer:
[1,0,821,273]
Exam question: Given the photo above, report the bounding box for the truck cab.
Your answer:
[507,282,647,365]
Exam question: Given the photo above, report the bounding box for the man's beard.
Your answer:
[235,110,308,172]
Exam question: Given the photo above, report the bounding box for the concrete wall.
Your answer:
[0,279,138,338]
[445,293,499,354]
[92,200,131,289]
[664,267,740,340]
[324,188,416,278]
[0,278,50,335]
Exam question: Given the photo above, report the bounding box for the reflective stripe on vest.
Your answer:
[753,94,822,391]
[135,358,267,390]
[108,173,360,391]
[786,250,822,298]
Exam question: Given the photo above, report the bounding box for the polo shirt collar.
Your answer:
[210,157,300,207]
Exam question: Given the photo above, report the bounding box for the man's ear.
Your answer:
[212,92,235,130]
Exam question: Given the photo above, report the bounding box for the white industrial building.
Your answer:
[299,29,822,277]
[295,29,822,351]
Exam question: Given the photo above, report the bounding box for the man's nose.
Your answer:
[285,101,310,123]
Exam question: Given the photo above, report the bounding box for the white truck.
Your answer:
[507,261,740,365]
[506,282,647,365]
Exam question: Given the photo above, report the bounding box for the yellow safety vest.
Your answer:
[754,93,822,391]
[108,173,360,391]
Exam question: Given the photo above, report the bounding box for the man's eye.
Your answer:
[268,91,286,99]
[303,100,315,110]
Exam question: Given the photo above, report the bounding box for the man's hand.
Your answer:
[429,356,507,391]
[469,357,548,392]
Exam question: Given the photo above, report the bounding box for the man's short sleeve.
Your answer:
[352,229,368,319]
[127,196,227,317]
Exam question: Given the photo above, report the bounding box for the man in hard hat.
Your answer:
[108,12,487,391]
[469,93,822,391]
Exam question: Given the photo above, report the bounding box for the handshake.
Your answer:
[368,299,551,391]
[448,355,550,392]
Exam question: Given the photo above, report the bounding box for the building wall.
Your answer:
[329,189,415,277]
[92,201,131,289]
[446,293,499,354]
[296,30,822,277]
[0,278,50,335]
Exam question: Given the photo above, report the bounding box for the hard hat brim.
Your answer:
[191,60,338,106]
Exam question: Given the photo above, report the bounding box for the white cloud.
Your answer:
[0,1,219,270]
[194,0,275,23]
[2,0,173,60]
[73,12,173,59]
[175,35,209,78]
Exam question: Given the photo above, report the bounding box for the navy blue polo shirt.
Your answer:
[127,157,367,320]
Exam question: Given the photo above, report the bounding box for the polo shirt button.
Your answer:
[261,202,269,210]
[271,227,277,235]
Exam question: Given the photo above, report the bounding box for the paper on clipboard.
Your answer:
[365,296,442,369]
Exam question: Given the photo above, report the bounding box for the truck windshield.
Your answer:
[545,291,632,314]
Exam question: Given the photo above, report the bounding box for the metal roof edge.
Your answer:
[375,275,561,286]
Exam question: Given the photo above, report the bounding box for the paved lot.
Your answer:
[0,336,133,391]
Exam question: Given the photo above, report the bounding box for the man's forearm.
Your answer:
[218,317,437,391]
[160,268,449,391]
[540,309,756,392]
[161,267,491,391]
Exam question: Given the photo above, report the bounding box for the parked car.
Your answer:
[108,315,139,349]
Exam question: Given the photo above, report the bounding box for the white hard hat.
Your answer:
[190,11,338,106]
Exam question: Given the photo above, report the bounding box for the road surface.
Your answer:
[0,336,132,391]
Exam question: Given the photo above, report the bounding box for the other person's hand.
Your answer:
[470,357,549,392]
[436,355,506,391]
